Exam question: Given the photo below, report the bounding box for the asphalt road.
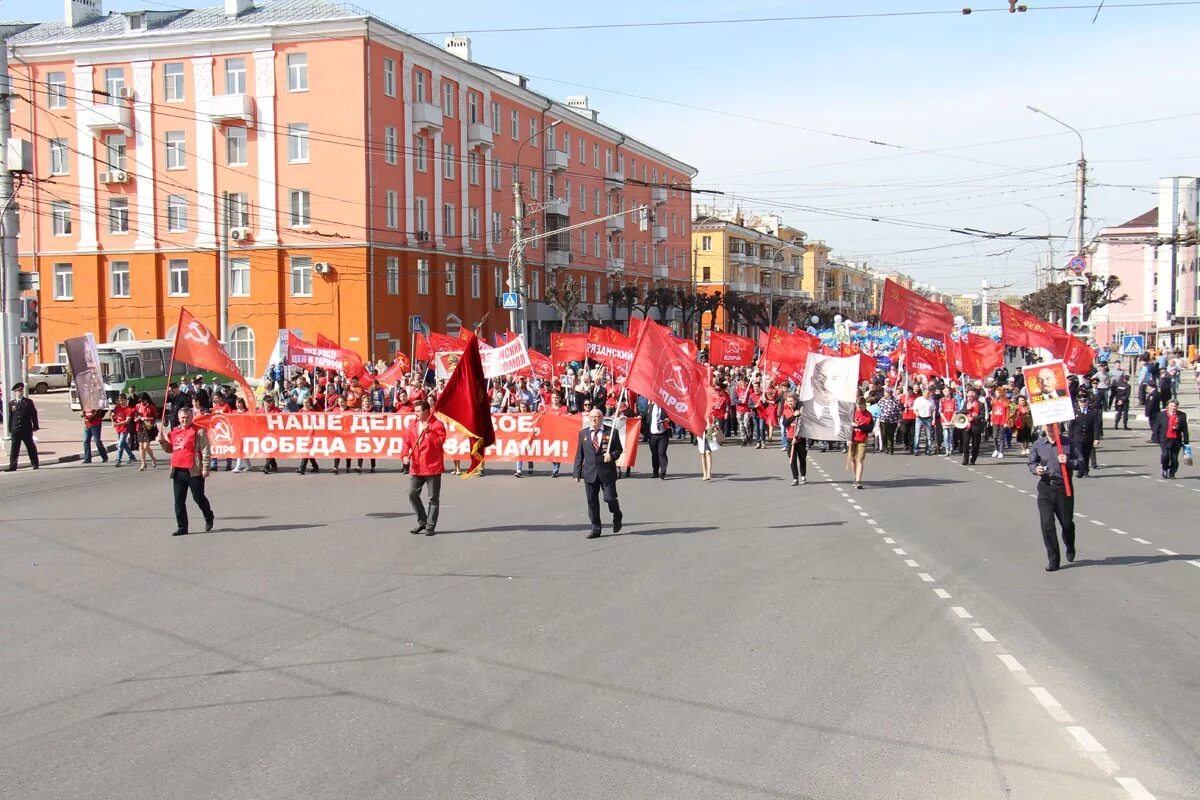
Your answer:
[1,405,1196,799]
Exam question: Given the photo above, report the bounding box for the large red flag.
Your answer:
[433,336,495,478]
[998,302,1069,352]
[904,337,945,378]
[286,332,364,378]
[627,320,709,436]
[709,332,755,366]
[587,327,634,375]
[1061,336,1097,376]
[414,332,432,362]
[673,336,699,361]
[430,331,467,354]
[858,351,878,383]
[171,308,256,410]
[959,333,1005,377]
[316,333,338,349]
[627,316,646,344]
[523,349,556,381]
[763,326,812,369]
[550,332,587,364]
[880,279,954,338]
[375,353,411,388]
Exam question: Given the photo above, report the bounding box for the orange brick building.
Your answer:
[7,0,696,377]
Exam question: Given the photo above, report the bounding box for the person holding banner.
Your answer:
[573,408,624,539]
[402,400,447,536]
[781,393,807,485]
[1028,429,1081,571]
[157,406,214,536]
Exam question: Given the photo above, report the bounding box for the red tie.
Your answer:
[592,430,601,451]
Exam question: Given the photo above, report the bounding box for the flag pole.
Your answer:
[161,307,186,427]
[606,386,628,460]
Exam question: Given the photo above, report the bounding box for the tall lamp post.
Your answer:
[1021,202,1056,291]
[510,119,560,341]
[1027,105,1086,308]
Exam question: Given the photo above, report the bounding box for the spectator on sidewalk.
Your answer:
[5,382,39,472]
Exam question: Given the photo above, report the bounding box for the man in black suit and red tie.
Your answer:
[574,408,624,539]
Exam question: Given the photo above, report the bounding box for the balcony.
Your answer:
[207,93,255,124]
[760,256,777,270]
[729,250,752,265]
[605,215,625,233]
[466,123,493,150]
[653,263,669,279]
[544,149,568,171]
[77,103,131,135]
[650,186,667,203]
[651,225,667,242]
[607,257,625,273]
[604,170,624,190]
[543,197,569,216]
[411,102,443,133]
[545,249,570,269]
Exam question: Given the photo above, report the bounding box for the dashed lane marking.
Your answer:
[951,606,973,619]
[904,559,920,567]
[1090,519,1106,526]
[1157,549,1178,556]
[1111,528,1128,535]
[1029,687,1074,723]
[998,654,1025,672]
[973,627,997,642]
[1188,561,1200,569]
[1132,537,1151,545]
[1067,726,1107,753]
[1116,777,1158,800]
[893,548,907,555]
[933,588,952,599]
[917,573,935,583]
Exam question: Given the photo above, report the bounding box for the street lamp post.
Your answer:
[511,119,560,341]
[1028,105,1086,308]
[1021,202,1056,290]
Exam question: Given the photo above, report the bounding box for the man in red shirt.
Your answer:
[402,400,447,536]
[1151,399,1190,479]
[82,407,109,464]
[157,406,213,536]
[111,395,137,466]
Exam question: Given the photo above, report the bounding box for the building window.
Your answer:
[442,144,455,179]
[386,256,399,295]
[593,189,600,214]
[289,189,310,227]
[51,201,72,236]
[530,270,540,301]
[229,193,251,227]
[469,207,480,239]
[491,158,501,189]
[581,276,588,303]
[594,232,601,258]
[579,183,586,210]
[47,71,67,108]
[226,127,247,166]
[104,68,125,98]
[595,277,601,302]
[415,197,428,237]
[104,134,127,171]
[442,203,455,237]
[417,259,430,295]
[445,261,457,296]
[108,198,129,233]
[592,143,599,169]
[225,57,246,94]
[579,230,587,256]
[494,266,504,299]
[384,126,397,165]
[110,326,134,342]
[383,58,395,97]
[110,261,130,298]
[701,235,712,251]
[467,93,478,123]
[442,80,455,117]
[415,136,427,171]
[530,168,538,200]
[468,151,479,185]
[168,259,189,296]
[49,138,68,175]
[386,190,399,229]
[529,117,538,147]
[510,109,519,139]
[470,264,481,298]
[167,195,187,232]
[492,211,502,243]
[578,136,586,163]
[229,325,256,377]
[288,124,309,163]
[490,101,500,133]
[290,256,313,297]
[165,131,185,169]
[230,258,250,296]
[414,70,426,103]
[164,62,184,101]
[287,52,308,92]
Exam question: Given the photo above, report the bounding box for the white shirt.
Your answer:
[912,396,935,418]
[650,404,666,435]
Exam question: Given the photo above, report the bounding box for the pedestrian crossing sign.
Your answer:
[501,292,521,310]
[1119,334,1145,356]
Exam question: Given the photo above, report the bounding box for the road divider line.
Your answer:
[1111,528,1128,535]
[1157,548,1177,556]
[904,559,920,567]
[1116,776,1159,800]
[1067,726,1107,753]
[934,588,951,599]
[951,606,973,619]
[882,536,895,543]
[997,654,1025,672]
[893,548,907,555]
[1090,519,1106,526]
[972,627,996,642]
[1132,537,1151,545]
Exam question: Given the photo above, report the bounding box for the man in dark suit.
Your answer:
[646,402,671,479]
[798,357,854,442]
[1068,391,1103,478]
[5,382,40,472]
[1110,375,1131,430]
[573,408,624,539]
[1144,383,1163,443]
[1029,428,1082,572]
[1151,399,1189,479]
[1032,366,1067,401]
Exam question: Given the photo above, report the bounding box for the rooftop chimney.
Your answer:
[565,95,598,122]
[445,35,472,62]
[65,0,103,27]
[225,0,254,17]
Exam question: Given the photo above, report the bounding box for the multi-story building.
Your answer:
[7,0,696,375]
[1090,177,1199,353]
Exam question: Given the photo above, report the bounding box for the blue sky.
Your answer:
[9,0,1200,295]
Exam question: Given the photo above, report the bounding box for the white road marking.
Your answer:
[1116,776,1159,800]
[882,536,895,543]
[917,573,935,583]
[933,588,952,599]
[1002,483,1015,488]
[1132,537,1151,545]
[997,654,1025,672]
[951,606,973,619]
[1157,549,1178,556]
[866,518,877,525]
[859,511,870,517]
[905,559,920,567]
[972,627,997,642]
[1029,687,1062,709]
[1175,483,1186,488]
[1187,561,1200,569]
[1123,470,1137,475]
[1067,726,1107,753]
[1090,519,1106,526]
[1111,528,1128,535]
[893,548,907,555]
[1074,513,1088,519]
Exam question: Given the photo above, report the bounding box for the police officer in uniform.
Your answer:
[5,382,40,471]
[573,408,624,539]
[1028,427,1081,572]
[1068,390,1102,478]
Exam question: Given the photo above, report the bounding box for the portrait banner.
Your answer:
[64,333,108,412]
[1022,360,1075,427]
[797,353,860,441]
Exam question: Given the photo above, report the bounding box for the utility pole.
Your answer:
[509,181,525,339]
[218,191,230,341]
[0,42,24,425]
[1071,152,1087,307]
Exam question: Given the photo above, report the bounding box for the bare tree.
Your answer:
[545,273,584,332]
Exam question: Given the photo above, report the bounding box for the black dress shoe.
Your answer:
[1066,549,1076,562]
[1045,564,1059,572]
[204,517,214,532]
[424,528,436,536]
[587,529,602,539]
[410,523,426,534]
[612,512,623,533]
[659,474,666,480]
[651,472,659,478]
[172,530,188,536]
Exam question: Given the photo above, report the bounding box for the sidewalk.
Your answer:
[2,392,116,471]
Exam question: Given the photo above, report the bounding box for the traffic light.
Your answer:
[1066,302,1090,338]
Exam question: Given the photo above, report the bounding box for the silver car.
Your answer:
[27,362,70,393]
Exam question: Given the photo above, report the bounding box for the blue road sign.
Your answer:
[1119,334,1145,356]
[1066,254,1088,274]
[501,292,521,310]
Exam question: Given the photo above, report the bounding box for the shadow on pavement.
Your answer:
[1067,553,1200,568]
[725,476,783,482]
[366,512,411,519]
[765,521,847,529]
[868,478,969,488]
[610,525,720,537]
[217,523,327,533]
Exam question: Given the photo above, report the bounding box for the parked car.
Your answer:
[27,362,70,393]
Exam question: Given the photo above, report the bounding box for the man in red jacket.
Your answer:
[402,400,447,536]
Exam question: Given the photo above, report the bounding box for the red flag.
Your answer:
[414,332,431,362]
[763,326,811,369]
[171,308,256,410]
[493,330,517,347]
[316,333,338,349]
[286,332,364,378]
[627,320,709,436]
[904,337,945,378]
[430,331,467,353]
[709,332,755,366]
[959,333,1004,377]
[858,351,877,382]
[587,327,634,376]
[1061,336,1096,375]
[376,353,411,388]
[673,336,699,361]
[523,349,556,381]
[998,302,1070,352]
[550,332,587,364]
[627,316,646,344]
[458,327,476,343]
[880,278,953,338]
[432,336,495,478]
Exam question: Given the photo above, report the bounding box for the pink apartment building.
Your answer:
[6,0,697,375]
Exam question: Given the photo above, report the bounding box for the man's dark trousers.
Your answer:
[1037,476,1075,568]
[408,474,441,528]
[7,430,38,470]
[172,468,213,533]
[584,478,620,530]
[649,432,669,477]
